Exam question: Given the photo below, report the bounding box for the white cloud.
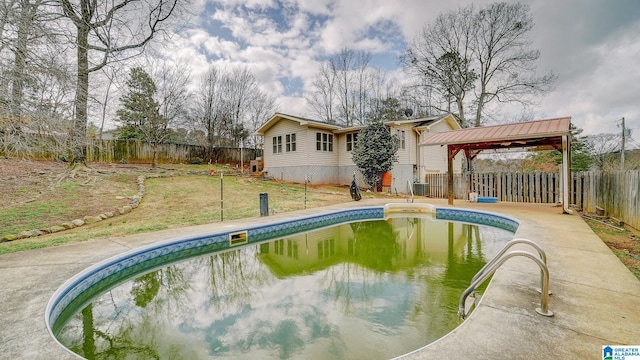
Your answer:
[145,0,640,134]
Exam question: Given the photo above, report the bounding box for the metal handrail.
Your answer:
[471,238,550,295]
[459,250,553,319]
[406,181,414,203]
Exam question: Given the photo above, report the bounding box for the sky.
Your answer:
[161,0,640,146]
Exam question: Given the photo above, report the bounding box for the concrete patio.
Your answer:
[1,199,638,359]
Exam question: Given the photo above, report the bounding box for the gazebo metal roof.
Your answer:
[420,117,571,151]
[419,116,573,213]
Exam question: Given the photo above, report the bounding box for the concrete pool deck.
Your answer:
[1,199,639,359]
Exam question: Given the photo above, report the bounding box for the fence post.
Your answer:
[220,172,224,222]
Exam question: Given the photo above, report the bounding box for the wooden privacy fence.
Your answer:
[573,171,639,230]
[3,138,262,164]
[423,171,640,230]
[424,172,561,203]
[86,140,262,164]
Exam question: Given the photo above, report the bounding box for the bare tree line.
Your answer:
[401,2,556,128]
[306,48,402,126]
[305,3,556,128]
[0,0,276,163]
[0,0,626,170]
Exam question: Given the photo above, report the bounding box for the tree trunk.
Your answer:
[457,98,466,128]
[474,90,486,127]
[9,1,35,119]
[71,22,89,166]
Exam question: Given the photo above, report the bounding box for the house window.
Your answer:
[346,133,358,151]
[318,238,335,260]
[316,132,333,152]
[272,136,282,154]
[286,133,296,152]
[397,130,406,150]
[274,239,284,255]
[287,239,298,260]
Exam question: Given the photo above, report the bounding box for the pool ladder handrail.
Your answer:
[459,238,553,319]
[406,181,414,203]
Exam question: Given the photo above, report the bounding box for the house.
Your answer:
[254,113,463,191]
[258,216,472,276]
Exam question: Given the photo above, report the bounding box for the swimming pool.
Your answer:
[46,203,519,359]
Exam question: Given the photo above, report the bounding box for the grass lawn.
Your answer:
[1,160,639,282]
[0,163,389,254]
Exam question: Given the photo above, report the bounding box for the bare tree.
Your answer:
[331,48,356,126]
[353,50,372,125]
[401,5,476,127]
[402,2,555,127]
[1,0,58,119]
[151,57,190,137]
[308,49,384,126]
[220,66,258,147]
[472,2,556,127]
[584,133,622,171]
[57,0,183,166]
[306,61,337,123]
[245,90,276,147]
[192,64,274,152]
[193,65,222,149]
[0,0,74,159]
[93,64,121,140]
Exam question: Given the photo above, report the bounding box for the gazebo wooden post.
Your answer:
[447,145,462,205]
[464,149,472,200]
[561,135,573,214]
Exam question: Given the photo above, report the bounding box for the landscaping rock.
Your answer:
[48,226,66,233]
[83,215,102,224]
[61,222,75,229]
[71,219,85,227]
[18,231,33,239]
[1,234,17,242]
[130,196,141,208]
[99,213,109,220]
[105,211,115,218]
[119,205,132,215]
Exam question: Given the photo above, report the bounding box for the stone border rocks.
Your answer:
[1,174,150,243]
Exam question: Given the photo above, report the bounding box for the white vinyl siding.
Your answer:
[420,119,462,174]
[392,124,415,165]
[261,113,460,186]
[264,120,309,168]
[334,131,359,166]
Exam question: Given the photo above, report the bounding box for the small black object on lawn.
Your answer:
[350,172,362,201]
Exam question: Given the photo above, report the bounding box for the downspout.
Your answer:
[414,127,423,183]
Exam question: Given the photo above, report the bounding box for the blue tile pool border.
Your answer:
[45,204,519,353]
[435,207,520,233]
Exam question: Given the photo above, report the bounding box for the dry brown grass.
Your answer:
[3,158,639,282]
[0,160,389,254]
[582,216,640,280]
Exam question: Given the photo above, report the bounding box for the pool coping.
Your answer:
[44,203,520,347]
[1,199,639,359]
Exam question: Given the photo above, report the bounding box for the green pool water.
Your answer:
[55,216,513,359]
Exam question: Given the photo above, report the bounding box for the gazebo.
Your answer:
[420,117,573,214]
